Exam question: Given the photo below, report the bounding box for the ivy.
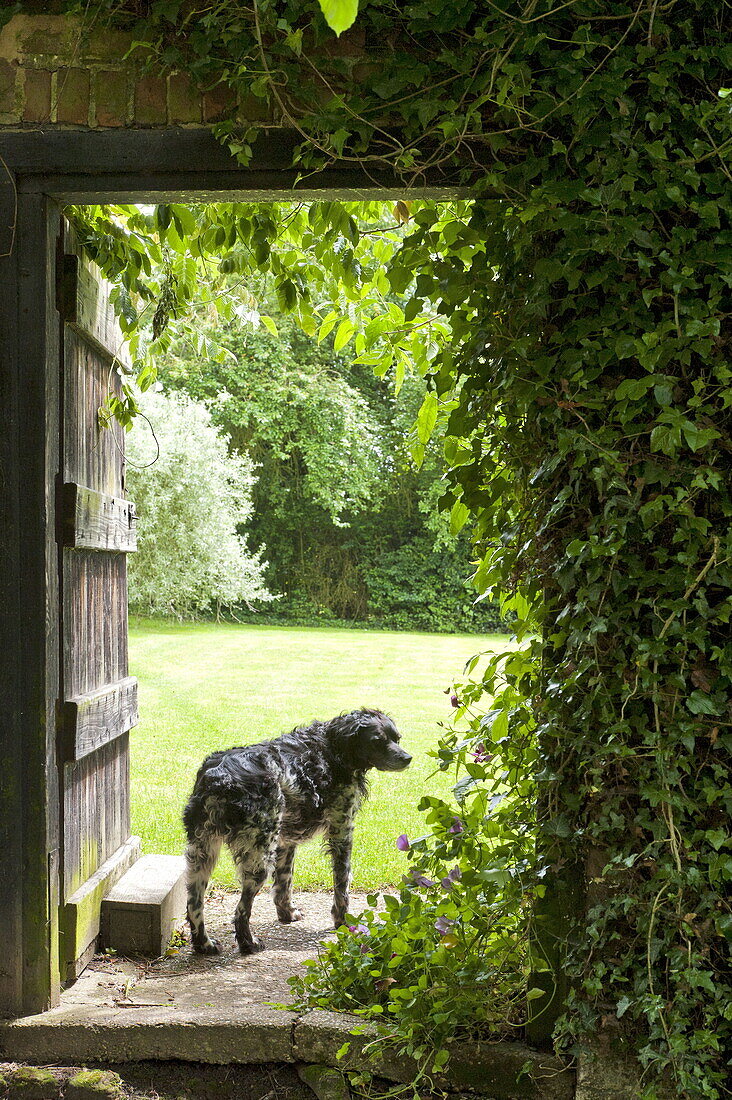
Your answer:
[49,0,732,1093]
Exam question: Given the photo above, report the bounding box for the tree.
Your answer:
[159,304,499,630]
[126,389,273,618]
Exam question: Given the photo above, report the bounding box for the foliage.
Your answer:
[68,200,463,434]
[159,306,500,631]
[53,0,732,1093]
[126,389,273,617]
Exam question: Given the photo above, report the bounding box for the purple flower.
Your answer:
[441,866,462,890]
[449,817,463,834]
[435,916,456,935]
[450,693,460,708]
[470,742,493,763]
[347,923,370,936]
[408,871,436,888]
[396,834,410,852]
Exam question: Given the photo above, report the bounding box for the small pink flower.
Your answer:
[449,817,463,834]
[450,693,460,708]
[396,834,410,851]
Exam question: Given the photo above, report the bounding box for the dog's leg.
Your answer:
[230,830,273,954]
[272,844,303,923]
[185,832,223,955]
[328,808,357,928]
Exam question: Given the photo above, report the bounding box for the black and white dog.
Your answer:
[183,707,411,955]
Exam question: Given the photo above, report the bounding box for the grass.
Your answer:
[128,620,511,890]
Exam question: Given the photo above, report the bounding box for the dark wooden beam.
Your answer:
[1,129,469,203]
[0,161,24,1019]
[9,191,63,1015]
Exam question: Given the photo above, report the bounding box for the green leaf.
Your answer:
[449,500,470,536]
[317,0,359,35]
[333,318,355,352]
[706,829,728,851]
[260,315,278,337]
[417,392,438,444]
[686,691,720,716]
[615,376,657,401]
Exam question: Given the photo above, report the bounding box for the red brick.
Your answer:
[95,70,129,127]
[202,81,237,123]
[23,68,52,123]
[55,67,90,125]
[134,73,167,124]
[168,72,201,124]
[0,59,19,123]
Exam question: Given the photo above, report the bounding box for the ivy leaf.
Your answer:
[686,691,721,716]
[317,0,359,35]
[615,376,657,401]
[616,996,632,1019]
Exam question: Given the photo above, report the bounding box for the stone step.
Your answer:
[100,853,186,957]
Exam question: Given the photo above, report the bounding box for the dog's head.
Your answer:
[329,708,412,773]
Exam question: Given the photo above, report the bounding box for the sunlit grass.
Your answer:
[128,620,510,889]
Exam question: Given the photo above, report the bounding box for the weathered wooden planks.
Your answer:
[62,482,137,552]
[58,220,137,958]
[59,246,132,370]
[61,676,138,762]
[62,733,131,899]
[63,330,127,497]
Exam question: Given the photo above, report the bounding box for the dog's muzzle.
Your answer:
[386,748,412,771]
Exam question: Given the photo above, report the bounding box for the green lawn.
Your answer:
[128,620,509,889]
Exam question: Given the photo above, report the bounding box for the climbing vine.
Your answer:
[52,0,732,1095]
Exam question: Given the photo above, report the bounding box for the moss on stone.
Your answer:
[64,1069,123,1100]
[6,1064,59,1098]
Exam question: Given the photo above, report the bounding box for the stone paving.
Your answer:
[65,887,336,1014]
[0,889,575,1099]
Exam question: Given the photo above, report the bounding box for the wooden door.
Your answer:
[57,222,140,982]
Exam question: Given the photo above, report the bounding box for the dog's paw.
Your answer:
[193,938,222,956]
[238,935,265,955]
[277,908,304,924]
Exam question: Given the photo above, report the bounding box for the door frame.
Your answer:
[0,126,459,1018]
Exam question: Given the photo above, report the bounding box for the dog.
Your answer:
[183,707,411,955]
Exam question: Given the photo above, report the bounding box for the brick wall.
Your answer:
[0,13,267,129]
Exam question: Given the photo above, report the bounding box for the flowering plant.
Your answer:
[288,641,544,1073]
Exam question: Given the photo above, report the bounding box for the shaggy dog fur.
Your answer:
[183,707,411,955]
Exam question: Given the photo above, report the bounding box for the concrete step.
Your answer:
[100,853,186,957]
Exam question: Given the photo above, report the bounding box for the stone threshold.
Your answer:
[0,1005,573,1099]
